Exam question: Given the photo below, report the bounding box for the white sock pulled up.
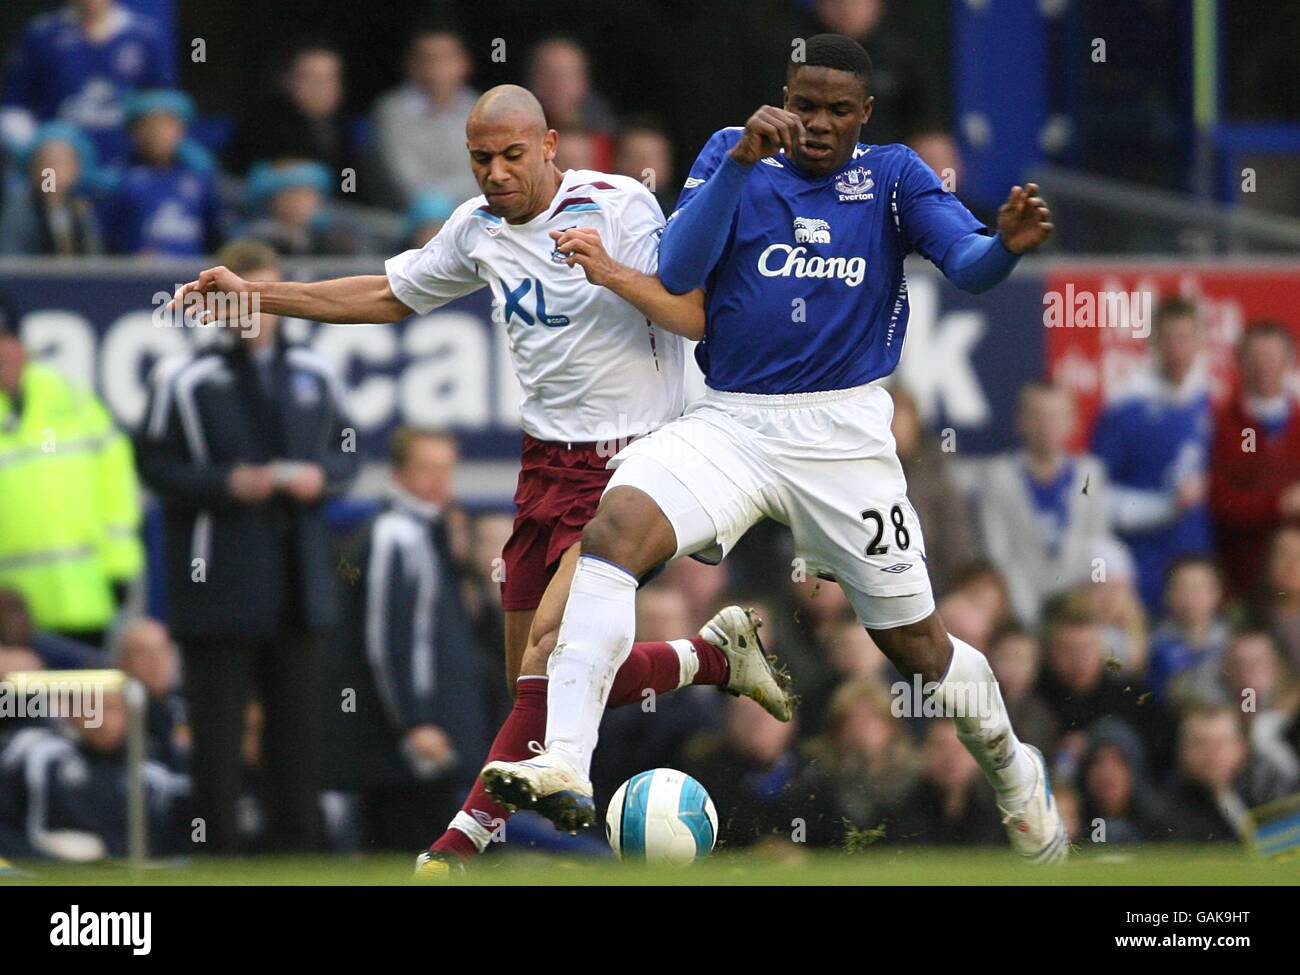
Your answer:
[939,635,1037,810]
[544,555,638,776]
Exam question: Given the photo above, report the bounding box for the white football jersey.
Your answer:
[385,169,686,444]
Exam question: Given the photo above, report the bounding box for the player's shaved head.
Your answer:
[465,85,561,224]
[467,84,549,137]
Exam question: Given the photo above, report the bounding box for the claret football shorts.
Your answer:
[500,434,616,612]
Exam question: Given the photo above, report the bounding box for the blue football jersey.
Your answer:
[1,8,172,163]
[668,127,985,394]
[101,162,220,256]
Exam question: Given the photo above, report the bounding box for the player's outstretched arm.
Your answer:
[550,227,706,340]
[167,267,414,325]
[941,184,1054,294]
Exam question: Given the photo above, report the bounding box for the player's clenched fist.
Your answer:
[549,227,621,287]
[997,183,1054,254]
[729,106,806,165]
[166,265,253,322]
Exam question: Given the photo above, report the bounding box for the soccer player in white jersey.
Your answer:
[482,36,1068,863]
[169,85,793,877]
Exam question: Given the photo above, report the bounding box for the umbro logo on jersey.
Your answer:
[683,176,706,189]
[835,167,875,202]
[793,217,831,244]
[880,563,913,574]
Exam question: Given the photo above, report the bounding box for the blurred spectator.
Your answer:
[115,616,186,769]
[883,720,1003,846]
[460,510,513,719]
[795,678,919,844]
[797,617,894,737]
[1036,601,1166,777]
[0,0,172,164]
[681,696,814,849]
[1240,633,1300,793]
[986,625,1058,757]
[0,302,142,647]
[401,190,457,249]
[1093,297,1213,611]
[935,560,1012,650]
[371,28,478,208]
[890,385,975,595]
[615,116,676,212]
[1221,630,1291,719]
[553,126,598,173]
[0,689,189,859]
[0,586,102,672]
[657,556,731,628]
[242,160,366,256]
[1064,539,1148,674]
[1153,706,1259,842]
[1252,524,1300,671]
[525,36,617,172]
[136,239,359,853]
[1147,556,1229,704]
[0,122,105,255]
[1077,718,1160,843]
[782,575,856,710]
[99,90,222,256]
[1210,322,1300,595]
[227,39,357,183]
[323,428,487,851]
[978,382,1113,625]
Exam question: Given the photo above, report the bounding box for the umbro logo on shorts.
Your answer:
[880,563,912,573]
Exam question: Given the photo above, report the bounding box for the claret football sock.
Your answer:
[433,637,726,859]
[545,555,639,775]
[608,637,728,706]
[939,635,1037,810]
[433,676,549,860]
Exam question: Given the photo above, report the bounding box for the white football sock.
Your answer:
[939,636,1037,809]
[669,638,700,688]
[544,555,638,776]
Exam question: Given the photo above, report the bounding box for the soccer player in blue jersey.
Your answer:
[483,34,1067,862]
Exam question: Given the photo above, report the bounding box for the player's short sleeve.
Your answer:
[612,182,666,275]
[669,127,741,218]
[384,210,484,315]
[893,147,985,266]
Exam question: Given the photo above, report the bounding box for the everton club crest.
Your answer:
[835,167,875,202]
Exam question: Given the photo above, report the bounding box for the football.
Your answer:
[605,768,718,866]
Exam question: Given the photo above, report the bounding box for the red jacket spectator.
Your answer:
[1210,390,1300,593]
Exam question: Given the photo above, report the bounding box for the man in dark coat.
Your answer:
[323,428,488,851]
[136,239,359,853]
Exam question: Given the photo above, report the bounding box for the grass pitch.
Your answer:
[2,845,1294,886]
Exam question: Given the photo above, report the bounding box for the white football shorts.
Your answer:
[604,382,935,630]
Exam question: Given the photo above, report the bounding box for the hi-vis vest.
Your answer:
[0,363,143,631]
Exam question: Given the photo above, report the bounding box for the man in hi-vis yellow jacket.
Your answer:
[0,303,143,647]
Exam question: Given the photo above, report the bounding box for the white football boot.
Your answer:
[480,744,595,833]
[998,744,1069,864]
[699,606,795,721]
